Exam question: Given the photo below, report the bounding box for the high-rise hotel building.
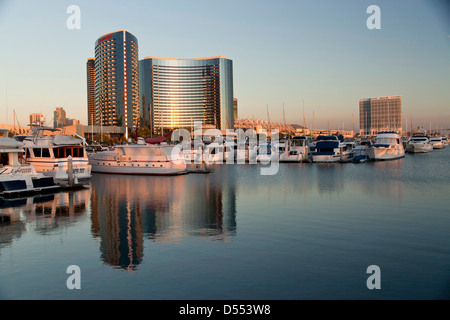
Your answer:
[86,58,95,126]
[359,96,402,135]
[139,56,234,133]
[54,107,67,128]
[94,30,139,138]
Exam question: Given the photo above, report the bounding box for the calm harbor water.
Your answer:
[0,148,449,300]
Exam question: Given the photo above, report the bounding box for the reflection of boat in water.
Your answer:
[367,132,405,161]
[89,138,186,175]
[0,188,90,233]
[19,127,91,187]
[0,129,59,197]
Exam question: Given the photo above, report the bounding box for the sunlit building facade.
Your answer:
[29,113,45,126]
[54,107,67,128]
[94,30,139,138]
[139,56,234,133]
[359,96,402,135]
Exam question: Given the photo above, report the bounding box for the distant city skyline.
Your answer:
[0,0,449,131]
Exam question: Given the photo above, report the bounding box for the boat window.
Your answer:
[26,148,31,158]
[66,148,72,157]
[0,153,8,166]
[33,148,42,157]
[42,148,51,157]
[54,148,65,158]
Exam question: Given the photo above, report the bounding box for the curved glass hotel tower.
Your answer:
[94,30,139,138]
[139,56,234,133]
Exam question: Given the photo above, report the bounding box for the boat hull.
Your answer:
[0,173,59,197]
[279,151,309,163]
[405,144,433,153]
[312,154,341,163]
[367,147,405,161]
[91,161,186,175]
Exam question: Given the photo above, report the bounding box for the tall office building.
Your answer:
[359,95,402,135]
[54,107,67,128]
[86,58,95,126]
[139,56,234,133]
[94,30,139,138]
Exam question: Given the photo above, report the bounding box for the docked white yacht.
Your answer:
[429,137,445,149]
[0,129,59,196]
[89,138,186,175]
[367,132,405,161]
[441,136,448,146]
[405,135,433,153]
[311,135,342,163]
[279,136,311,162]
[20,127,91,186]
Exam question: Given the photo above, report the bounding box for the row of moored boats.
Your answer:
[1,127,447,197]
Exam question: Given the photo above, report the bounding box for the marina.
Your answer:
[1,1,449,305]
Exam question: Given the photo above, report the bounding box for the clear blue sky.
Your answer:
[0,0,449,131]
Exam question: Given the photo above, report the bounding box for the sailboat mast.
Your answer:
[302,99,306,135]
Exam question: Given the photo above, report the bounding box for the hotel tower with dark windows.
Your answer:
[139,56,234,134]
[86,58,95,126]
[359,95,402,136]
[94,30,139,139]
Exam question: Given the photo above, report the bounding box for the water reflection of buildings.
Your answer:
[90,169,237,271]
[0,190,90,254]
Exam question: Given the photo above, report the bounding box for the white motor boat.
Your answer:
[0,129,59,196]
[312,135,342,163]
[89,138,186,175]
[20,127,91,187]
[441,136,448,146]
[367,132,405,161]
[429,137,445,149]
[406,135,433,153]
[340,141,356,163]
[279,136,311,163]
